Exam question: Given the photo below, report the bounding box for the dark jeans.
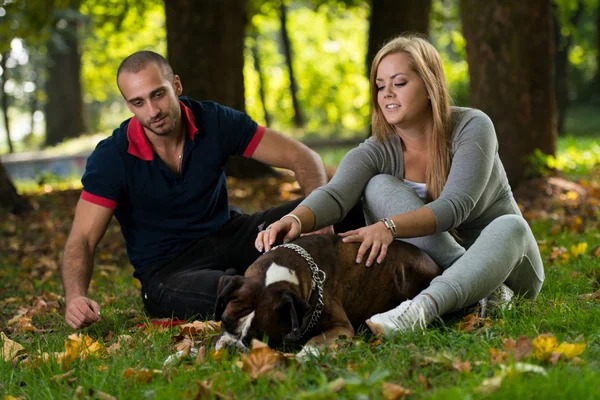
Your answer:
[140,199,365,320]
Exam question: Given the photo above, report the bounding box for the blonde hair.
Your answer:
[370,34,452,202]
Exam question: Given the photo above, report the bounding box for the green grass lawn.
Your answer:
[2,106,600,399]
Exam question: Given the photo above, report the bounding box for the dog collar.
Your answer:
[272,243,326,341]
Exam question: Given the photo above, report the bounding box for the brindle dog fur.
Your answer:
[215,234,440,348]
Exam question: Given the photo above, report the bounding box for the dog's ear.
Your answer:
[275,291,309,341]
[214,275,245,321]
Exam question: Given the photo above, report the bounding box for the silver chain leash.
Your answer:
[272,243,326,341]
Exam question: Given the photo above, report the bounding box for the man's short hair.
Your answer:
[116,51,174,87]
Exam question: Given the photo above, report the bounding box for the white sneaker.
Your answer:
[479,284,514,317]
[365,297,435,338]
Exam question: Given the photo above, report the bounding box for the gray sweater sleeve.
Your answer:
[299,138,392,229]
[425,109,498,232]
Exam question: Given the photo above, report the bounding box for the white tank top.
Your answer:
[404,179,427,201]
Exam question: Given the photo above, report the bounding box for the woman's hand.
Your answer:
[255,217,301,253]
[339,221,394,267]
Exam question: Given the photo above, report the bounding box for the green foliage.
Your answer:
[245,3,371,138]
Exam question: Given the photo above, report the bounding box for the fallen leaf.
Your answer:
[532,334,558,360]
[504,335,533,361]
[122,367,162,383]
[381,382,413,399]
[241,345,286,380]
[1,332,26,363]
[195,345,206,365]
[576,288,600,301]
[179,320,221,337]
[452,359,472,373]
[553,342,586,359]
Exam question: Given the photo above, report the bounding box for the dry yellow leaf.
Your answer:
[1,332,26,362]
[554,342,586,359]
[241,346,286,380]
[532,334,558,360]
[570,242,588,257]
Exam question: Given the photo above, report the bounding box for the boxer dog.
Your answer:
[214,234,440,353]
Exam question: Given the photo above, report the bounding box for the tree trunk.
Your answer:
[164,0,278,179]
[366,0,432,74]
[553,1,583,135]
[165,0,246,111]
[0,161,30,214]
[460,0,556,188]
[595,3,600,90]
[279,1,304,128]
[1,52,14,154]
[251,33,271,127]
[45,5,87,146]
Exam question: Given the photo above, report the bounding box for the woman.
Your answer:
[255,34,544,338]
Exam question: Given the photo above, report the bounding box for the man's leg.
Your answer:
[140,235,237,320]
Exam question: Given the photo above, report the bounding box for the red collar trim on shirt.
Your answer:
[126,100,199,161]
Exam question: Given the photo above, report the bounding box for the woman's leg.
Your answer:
[362,174,465,269]
[363,175,545,336]
[424,214,545,315]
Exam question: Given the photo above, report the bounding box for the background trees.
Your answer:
[1,0,599,211]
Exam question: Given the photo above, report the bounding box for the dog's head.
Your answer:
[214,274,310,350]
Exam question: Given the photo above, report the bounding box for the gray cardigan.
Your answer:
[300,107,520,239]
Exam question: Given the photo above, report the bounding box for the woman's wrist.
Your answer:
[281,214,303,238]
[379,217,398,239]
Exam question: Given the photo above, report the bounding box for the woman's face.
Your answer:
[375,52,431,129]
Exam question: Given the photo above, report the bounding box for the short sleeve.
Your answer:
[215,104,261,158]
[81,137,125,210]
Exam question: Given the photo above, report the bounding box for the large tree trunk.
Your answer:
[460,0,556,188]
[0,161,30,214]
[366,0,432,73]
[45,4,87,146]
[279,2,304,128]
[1,52,14,154]
[164,0,278,179]
[553,1,583,136]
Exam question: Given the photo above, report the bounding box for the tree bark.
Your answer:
[164,0,278,179]
[45,4,87,146]
[553,1,583,135]
[0,161,30,214]
[279,1,304,128]
[366,0,432,74]
[460,0,556,188]
[1,52,14,153]
[165,0,246,111]
[595,3,600,90]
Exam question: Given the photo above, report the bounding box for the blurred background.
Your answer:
[0,0,599,213]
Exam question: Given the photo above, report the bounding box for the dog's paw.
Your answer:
[295,344,321,362]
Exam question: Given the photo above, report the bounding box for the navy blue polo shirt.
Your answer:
[81,97,265,277]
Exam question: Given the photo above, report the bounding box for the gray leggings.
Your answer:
[362,174,545,315]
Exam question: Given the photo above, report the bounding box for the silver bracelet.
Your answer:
[281,214,302,238]
[379,218,398,239]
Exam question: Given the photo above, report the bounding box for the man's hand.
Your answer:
[65,296,101,329]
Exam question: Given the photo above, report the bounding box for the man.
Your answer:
[61,51,330,329]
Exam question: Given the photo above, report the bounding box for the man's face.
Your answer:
[118,63,182,137]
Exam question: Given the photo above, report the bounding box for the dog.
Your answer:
[214,234,440,353]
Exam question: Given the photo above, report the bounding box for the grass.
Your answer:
[2,106,600,399]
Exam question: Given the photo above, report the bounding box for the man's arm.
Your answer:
[61,198,114,329]
[250,128,327,196]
